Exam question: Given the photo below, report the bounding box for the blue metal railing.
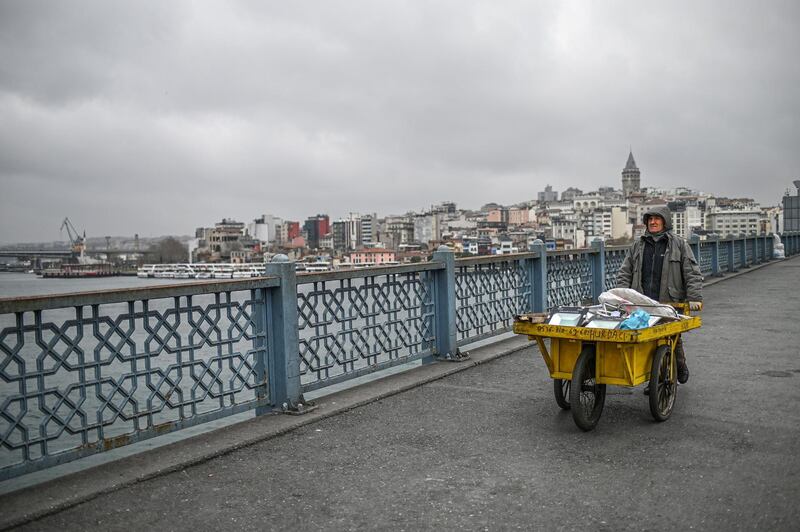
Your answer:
[1,232,797,479]
[295,264,438,392]
[0,279,279,480]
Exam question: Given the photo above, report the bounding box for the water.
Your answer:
[0,272,193,298]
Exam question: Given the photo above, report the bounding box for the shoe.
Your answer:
[677,361,689,384]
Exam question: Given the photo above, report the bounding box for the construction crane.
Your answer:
[60,217,86,258]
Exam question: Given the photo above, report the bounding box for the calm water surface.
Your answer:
[0,272,194,298]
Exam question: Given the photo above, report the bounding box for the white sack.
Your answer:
[598,288,678,318]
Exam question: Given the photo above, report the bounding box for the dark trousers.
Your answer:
[675,336,686,364]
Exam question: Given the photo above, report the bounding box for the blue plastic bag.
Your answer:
[619,309,651,330]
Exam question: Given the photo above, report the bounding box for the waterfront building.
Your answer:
[668,201,704,238]
[360,214,378,247]
[431,201,457,214]
[572,194,607,211]
[303,214,330,250]
[487,208,509,223]
[332,220,351,252]
[622,150,641,198]
[508,207,530,226]
[249,214,282,244]
[413,213,442,245]
[349,249,397,265]
[318,233,334,250]
[538,185,558,203]
[381,217,414,249]
[782,182,800,232]
[561,187,583,201]
[205,218,248,262]
[704,199,763,236]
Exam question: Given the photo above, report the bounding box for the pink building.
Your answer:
[349,249,397,265]
[508,208,529,225]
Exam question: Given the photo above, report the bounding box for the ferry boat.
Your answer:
[193,264,214,279]
[136,262,279,280]
[232,264,266,278]
[42,263,117,279]
[351,261,400,269]
[138,264,156,278]
[212,264,234,279]
[303,261,332,273]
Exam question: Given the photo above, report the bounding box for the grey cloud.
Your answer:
[1,0,798,243]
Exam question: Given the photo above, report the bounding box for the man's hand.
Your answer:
[689,301,702,311]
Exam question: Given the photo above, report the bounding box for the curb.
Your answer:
[0,336,533,530]
[702,254,793,288]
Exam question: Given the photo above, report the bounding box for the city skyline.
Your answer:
[1,1,798,243]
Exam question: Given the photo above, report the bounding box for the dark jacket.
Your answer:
[616,205,703,302]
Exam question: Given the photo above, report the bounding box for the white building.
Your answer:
[360,214,377,247]
[705,205,762,236]
[248,214,282,244]
[413,213,442,244]
[668,202,704,238]
[610,206,633,240]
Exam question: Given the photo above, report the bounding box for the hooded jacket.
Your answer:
[616,205,703,302]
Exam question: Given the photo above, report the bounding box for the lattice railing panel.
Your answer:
[604,249,629,291]
[733,242,742,267]
[547,254,593,309]
[455,259,530,345]
[0,288,268,477]
[718,243,730,272]
[296,273,434,389]
[698,244,713,276]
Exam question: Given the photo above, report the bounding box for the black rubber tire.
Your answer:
[553,379,571,410]
[648,344,677,422]
[569,344,606,431]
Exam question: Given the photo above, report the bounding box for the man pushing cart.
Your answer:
[513,206,704,431]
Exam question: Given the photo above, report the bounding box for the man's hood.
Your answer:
[642,205,673,232]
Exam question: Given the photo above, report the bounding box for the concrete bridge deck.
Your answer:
[3,257,799,530]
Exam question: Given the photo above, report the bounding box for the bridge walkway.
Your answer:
[5,257,800,530]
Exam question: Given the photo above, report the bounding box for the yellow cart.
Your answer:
[513,303,702,431]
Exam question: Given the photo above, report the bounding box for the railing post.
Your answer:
[527,241,548,312]
[431,245,458,360]
[727,238,736,272]
[689,235,700,265]
[739,237,748,268]
[590,240,605,303]
[710,236,720,276]
[689,236,702,277]
[263,254,302,412]
[765,234,771,259]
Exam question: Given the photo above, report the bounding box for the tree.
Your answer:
[150,237,188,263]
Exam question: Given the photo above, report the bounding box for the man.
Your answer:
[616,205,703,384]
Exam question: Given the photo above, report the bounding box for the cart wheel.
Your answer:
[648,344,677,422]
[569,344,606,431]
[553,379,571,410]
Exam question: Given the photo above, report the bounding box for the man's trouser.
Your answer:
[675,337,686,365]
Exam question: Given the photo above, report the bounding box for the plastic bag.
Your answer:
[619,309,651,330]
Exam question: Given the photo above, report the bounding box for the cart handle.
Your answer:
[665,301,702,315]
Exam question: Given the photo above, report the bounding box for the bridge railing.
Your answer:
[1,233,798,480]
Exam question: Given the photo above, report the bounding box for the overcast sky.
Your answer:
[1,1,798,243]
